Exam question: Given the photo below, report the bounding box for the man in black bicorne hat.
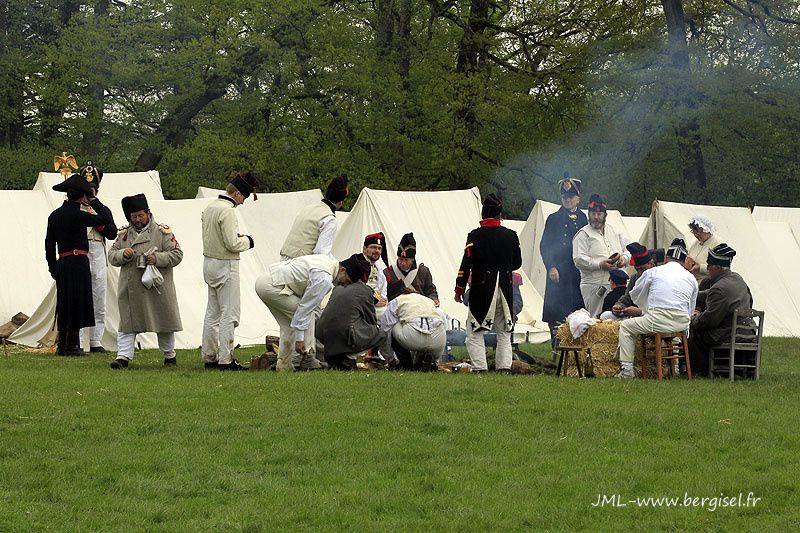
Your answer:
[455,193,522,372]
[540,173,588,344]
[45,172,113,355]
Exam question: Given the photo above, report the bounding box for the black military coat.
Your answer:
[44,199,111,330]
[540,206,587,324]
[455,219,522,329]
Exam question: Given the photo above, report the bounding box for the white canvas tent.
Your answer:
[34,171,164,208]
[622,216,649,244]
[503,219,526,236]
[753,206,800,248]
[0,190,53,322]
[332,188,550,342]
[12,177,295,350]
[642,200,800,337]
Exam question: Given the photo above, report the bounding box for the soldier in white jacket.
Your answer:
[200,172,258,371]
[255,253,370,371]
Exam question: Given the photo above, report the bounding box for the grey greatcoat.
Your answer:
[108,219,183,333]
[316,281,386,359]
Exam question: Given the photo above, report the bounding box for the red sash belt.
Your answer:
[59,249,89,258]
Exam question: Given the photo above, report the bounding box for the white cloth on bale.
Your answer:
[567,309,597,338]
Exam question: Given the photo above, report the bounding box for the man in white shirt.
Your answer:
[616,238,699,378]
[280,173,348,260]
[572,194,630,317]
[255,253,369,372]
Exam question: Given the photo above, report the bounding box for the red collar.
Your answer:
[479,218,501,227]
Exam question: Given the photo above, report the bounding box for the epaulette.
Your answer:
[158,223,172,235]
[117,225,128,235]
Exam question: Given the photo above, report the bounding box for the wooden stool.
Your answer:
[642,332,691,381]
[556,345,587,377]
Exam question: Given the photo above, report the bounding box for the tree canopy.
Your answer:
[1,0,798,216]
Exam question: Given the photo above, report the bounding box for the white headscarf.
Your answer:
[689,214,714,233]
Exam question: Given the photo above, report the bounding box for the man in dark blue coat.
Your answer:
[540,175,587,345]
[455,193,522,372]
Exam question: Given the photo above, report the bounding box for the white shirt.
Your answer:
[630,260,698,317]
[572,222,630,285]
[313,215,337,257]
[291,269,333,341]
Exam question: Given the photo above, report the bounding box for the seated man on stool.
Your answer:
[615,238,698,378]
[688,243,752,376]
[600,243,664,321]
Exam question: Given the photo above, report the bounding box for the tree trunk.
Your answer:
[661,0,707,201]
[0,2,25,147]
[133,78,228,171]
[38,0,80,146]
[81,0,111,157]
[451,0,490,187]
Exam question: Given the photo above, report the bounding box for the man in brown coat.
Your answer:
[383,232,439,305]
[108,194,184,368]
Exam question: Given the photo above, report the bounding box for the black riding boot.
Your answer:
[56,331,67,356]
[65,330,83,356]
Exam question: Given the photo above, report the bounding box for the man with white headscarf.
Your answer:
[687,214,721,284]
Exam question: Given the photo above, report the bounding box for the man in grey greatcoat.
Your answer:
[688,243,752,376]
[315,254,384,370]
[108,194,184,369]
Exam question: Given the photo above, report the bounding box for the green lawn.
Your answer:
[1,339,798,531]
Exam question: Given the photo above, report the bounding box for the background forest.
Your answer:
[1,0,798,217]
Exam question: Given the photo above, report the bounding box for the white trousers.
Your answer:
[254,270,315,371]
[117,331,175,360]
[82,240,107,348]
[393,321,446,356]
[202,257,241,364]
[580,282,607,318]
[466,305,513,371]
[618,307,690,363]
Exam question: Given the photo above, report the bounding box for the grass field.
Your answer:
[1,338,799,531]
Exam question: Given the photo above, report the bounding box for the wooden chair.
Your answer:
[641,332,691,381]
[556,345,586,377]
[709,308,764,381]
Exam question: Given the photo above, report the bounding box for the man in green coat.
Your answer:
[108,194,184,369]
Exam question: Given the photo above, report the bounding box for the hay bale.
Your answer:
[556,321,669,378]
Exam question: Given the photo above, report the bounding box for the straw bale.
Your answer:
[556,321,671,378]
